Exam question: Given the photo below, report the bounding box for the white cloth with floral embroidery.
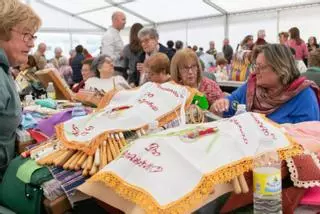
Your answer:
[58,82,190,143]
[88,113,297,211]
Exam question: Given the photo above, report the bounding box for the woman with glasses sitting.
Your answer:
[85,54,131,92]
[0,0,41,175]
[171,48,224,106]
[212,44,320,124]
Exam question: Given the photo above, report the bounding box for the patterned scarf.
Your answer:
[246,73,320,115]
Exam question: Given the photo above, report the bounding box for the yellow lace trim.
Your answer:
[90,139,302,214]
[55,86,197,155]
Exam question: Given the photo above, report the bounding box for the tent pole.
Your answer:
[186,21,189,47]
[69,32,73,51]
[224,14,229,39]
[276,10,280,38]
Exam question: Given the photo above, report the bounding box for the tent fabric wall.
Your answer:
[24,0,320,59]
[279,5,320,42]
[228,12,278,50]
[30,0,103,31]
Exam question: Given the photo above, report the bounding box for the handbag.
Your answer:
[0,156,53,214]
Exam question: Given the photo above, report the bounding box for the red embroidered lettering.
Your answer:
[145,143,161,156]
[121,150,163,173]
[157,85,179,97]
[149,166,163,173]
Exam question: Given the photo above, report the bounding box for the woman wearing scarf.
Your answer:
[212,44,320,124]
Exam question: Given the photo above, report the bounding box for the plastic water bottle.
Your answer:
[253,138,282,214]
[46,82,56,100]
[24,94,34,107]
[72,103,87,118]
[235,104,247,115]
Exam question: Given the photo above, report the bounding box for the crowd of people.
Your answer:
[1,0,320,183]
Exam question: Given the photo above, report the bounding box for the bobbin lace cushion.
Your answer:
[287,151,320,188]
[86,113,302,213]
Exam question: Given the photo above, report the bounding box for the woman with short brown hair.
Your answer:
[145,53,171,84]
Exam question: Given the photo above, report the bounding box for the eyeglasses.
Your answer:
[10,28,37,42]
[252,63,272,72]
[179,65,198,73]
[140,37,154,45]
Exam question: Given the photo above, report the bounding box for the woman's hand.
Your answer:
[136,63,145,73]
[210,98,230,113]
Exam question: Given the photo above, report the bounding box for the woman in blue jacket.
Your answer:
[211,44,320,124]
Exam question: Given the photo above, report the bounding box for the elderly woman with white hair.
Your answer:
[0,0,41,174]
[130,27,170,86]
[51,47,63,69]
[84,54,130,92]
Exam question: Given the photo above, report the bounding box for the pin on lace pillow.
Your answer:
[287,151,320,188]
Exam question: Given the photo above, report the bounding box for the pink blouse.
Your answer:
[288,39,308,60]
[198,77,224,106]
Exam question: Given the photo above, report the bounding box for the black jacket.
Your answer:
[71,53,85,83]
[129,43,170,86]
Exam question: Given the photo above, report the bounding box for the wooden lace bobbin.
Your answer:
[238,174,249,193]
[46,149,67,165]
[232,177,242,194]
[89,165,98,176]
[69,151,84,170]
[107,137,118,159]
[53,149,72,166]
[81,159,89,176]
[82,168,89,177]
[110,134,121,156]
[76,153,88,171]
[81,159,88,169]
[100,141,107,169]
[106,142,113,164]
[83,155,93,176]
[94,148,100,167]
[114,134,124,151]
[90,151,99,176]
[85,155,94,170]
[37,149,64,165]
[119,132,127,147]
[99,143,104,170]
[56,150,76,167]
[63,151,80,169]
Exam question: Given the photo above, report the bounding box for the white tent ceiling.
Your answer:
[24,0,320,32]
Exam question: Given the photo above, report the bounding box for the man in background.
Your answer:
[71,45,85,84]
[254,29,267,46]
[101,11,127,78]
[34,42,47,69]
[50,47,64,69]
[206,41,217,59]
[222,38,233,64]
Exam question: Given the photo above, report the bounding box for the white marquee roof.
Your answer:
[23,0,320,33]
